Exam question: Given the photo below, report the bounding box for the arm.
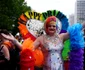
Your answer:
[1,33,22,51]
[59,32,69,42]
[61,23,83,42]
[33,37,41,50]
[12,39,22,51]
[2,45,10,61]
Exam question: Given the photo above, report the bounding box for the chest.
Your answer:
[40,35,63,51]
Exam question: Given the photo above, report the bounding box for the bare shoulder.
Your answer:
[34,35,44,44]
[0,44,9,53]
[1,44,8,50]
[37,35,43,40]
[33,35,44,49]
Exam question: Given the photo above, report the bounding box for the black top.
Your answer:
[0,45,20,70]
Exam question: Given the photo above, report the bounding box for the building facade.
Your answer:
[75,0,85,23]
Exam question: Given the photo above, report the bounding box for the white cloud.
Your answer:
[25,0,76,17]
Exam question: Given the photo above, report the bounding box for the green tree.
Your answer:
[0,0,31,35]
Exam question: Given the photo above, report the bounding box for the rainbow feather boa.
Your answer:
[67,23,84,70]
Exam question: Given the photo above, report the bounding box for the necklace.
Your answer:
[45,34,59,44]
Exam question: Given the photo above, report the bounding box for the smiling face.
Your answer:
[45,21,57,36]
[44,16,62,36]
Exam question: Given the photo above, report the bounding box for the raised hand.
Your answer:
[1,33,15,41]
[1,33,22,50]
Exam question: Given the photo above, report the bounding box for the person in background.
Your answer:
[0,29,10,70]
[15,33,23,44]
[0,29,20,70]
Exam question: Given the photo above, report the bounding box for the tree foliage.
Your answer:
[0,0,31,35]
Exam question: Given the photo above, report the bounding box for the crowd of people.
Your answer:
[0,16,85,70]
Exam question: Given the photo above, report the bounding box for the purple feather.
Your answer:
[69,49,84,70]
